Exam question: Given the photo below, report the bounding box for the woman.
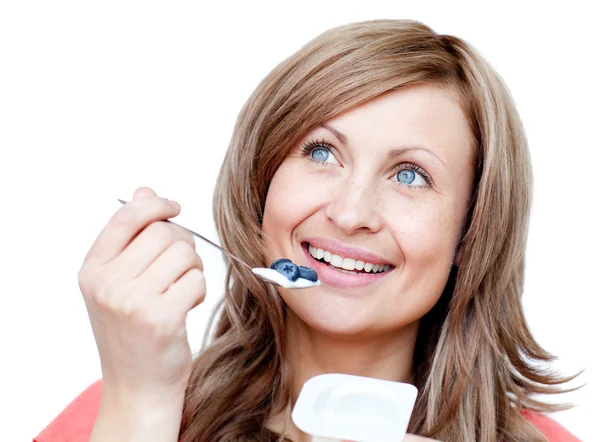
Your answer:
[35,19,580,442]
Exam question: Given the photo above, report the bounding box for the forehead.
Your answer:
[321,84,475,167]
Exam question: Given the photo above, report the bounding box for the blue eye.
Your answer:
[301,139,341,166]
[394,165,431,188]
[397,169,416,184]
[311,148,330,162]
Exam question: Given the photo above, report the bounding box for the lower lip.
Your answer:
[301,243,392,289]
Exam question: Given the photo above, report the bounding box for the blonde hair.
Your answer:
[179,19,579,441]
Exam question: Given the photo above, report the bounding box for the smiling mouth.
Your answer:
[304,242,394,275]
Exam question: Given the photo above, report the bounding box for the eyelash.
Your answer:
[299,138,434,189]
[300,138,335,162]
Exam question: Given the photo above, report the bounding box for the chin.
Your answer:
[285,294,379,338]
[305,318,372,339]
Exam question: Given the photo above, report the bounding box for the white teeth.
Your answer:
[307,243,391,274]
[330,254,343,267]
[342,258,356,270]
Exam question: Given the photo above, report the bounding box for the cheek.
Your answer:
[381,202,460,318]
[263,161,332,234]
[385,195,461,264]
[263,158,335,223]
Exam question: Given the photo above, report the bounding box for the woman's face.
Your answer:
[262,84,476,337]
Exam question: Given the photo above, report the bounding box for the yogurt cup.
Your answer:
[292,373,418,442]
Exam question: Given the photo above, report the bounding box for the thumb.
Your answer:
[133,186,157,200]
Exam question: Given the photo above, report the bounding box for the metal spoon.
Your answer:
[117,198,320,289]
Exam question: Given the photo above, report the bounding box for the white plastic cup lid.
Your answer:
[291,373,418,442]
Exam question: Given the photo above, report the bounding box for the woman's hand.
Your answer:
[78,186,205,401]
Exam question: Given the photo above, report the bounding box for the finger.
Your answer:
[137,239,204,295]
[162,267,206,317]
[133,186,157,200]
[114,220,197,279]
[84,190,181,266]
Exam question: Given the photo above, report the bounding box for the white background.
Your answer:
[1,1,598,441]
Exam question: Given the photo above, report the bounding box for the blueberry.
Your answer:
[269,258,292,269]
[298,266,318,282]
[269,258,299,281]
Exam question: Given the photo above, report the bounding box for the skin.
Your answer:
[263,84,476,441]
[82,187,205,442]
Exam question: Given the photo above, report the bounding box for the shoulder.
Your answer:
[34,380,103,442]
[521,409,581,442]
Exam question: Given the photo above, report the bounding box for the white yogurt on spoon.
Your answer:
[252,268,321,289]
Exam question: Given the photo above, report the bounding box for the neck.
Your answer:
[287,312,418,400]
[270,312,419,442]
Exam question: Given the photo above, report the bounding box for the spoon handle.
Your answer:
[117,198,253,270]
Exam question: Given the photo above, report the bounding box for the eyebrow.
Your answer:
[320,123,446,167]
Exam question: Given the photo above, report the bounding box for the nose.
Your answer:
[324,177,383,235]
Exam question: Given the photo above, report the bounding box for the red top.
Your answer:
[34,380,581,441]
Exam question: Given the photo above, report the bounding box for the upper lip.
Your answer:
[303,236,394,266]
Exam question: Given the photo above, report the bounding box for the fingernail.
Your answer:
[167,199,180,209]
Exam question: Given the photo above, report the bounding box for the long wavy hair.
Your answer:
[178,19,578,441]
